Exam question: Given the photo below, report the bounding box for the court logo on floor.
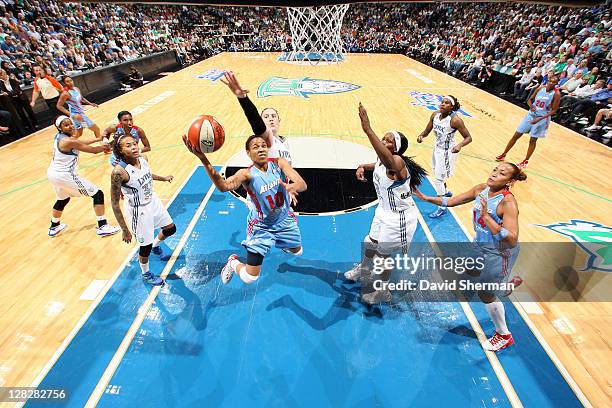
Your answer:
[196,70,225,81]
[258,76,360,98]
[538,219,611,272]
[409,92,474,118]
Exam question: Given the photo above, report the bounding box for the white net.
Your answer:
[285,4,349,64]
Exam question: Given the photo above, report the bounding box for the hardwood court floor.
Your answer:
[0,52,609,406]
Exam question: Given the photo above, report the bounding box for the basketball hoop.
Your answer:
[285,4,349,64]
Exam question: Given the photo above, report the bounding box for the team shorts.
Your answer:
[124,194,173,246]
[47,169,99,200]
[516,113,549,138]
[432,146,458,180]
[242,212,301,257]
[368,205,418,255]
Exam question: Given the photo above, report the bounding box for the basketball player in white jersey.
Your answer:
[47,116,121,238]
[345,103,427,304]
[110,134,176,286]
[220,71,292,164]
[495,75,560,168]
[417,95,473,218]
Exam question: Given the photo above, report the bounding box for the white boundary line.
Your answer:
[84,166,223,407]
[439,190,593,408]
[21,165,200,406]
[414,209,523,408]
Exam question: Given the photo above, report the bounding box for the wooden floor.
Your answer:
[0,52,610,406]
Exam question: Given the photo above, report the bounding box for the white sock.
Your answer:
[238,266,259,284]
[139,261,150,274]
[51,217,60,223]
[153,237,161,248]
[486,301,510,335]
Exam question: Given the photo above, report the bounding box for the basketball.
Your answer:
[186,115,225,153]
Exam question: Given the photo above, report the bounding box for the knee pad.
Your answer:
[246,251,264,266]
[53,198,70,211]
[139,243,153,258]
[92,189,104,205]
[162,224,176,237]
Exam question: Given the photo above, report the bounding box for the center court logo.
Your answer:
[537,219,612,272]
[196,69,225,81]
[257,76,360,98]
[409,91,474,118]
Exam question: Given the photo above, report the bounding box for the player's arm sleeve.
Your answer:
[237,96,267,136]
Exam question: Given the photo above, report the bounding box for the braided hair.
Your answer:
[393,131,428,191]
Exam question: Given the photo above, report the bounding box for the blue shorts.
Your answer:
[242,212,302,257]
[516,113,549,138]
[72,114,94,130]
[474,243,520,290]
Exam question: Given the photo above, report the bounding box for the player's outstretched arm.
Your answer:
[138,128,151,153]
[221,71,274,147]
[358,103,403,173]
[414,183,487,207]
[182,134,249,192]
[110,166,132,243]
[61,138,108,154]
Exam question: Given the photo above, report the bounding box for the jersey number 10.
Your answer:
[265,191,285,209]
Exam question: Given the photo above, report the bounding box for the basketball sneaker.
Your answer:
[428,207,447,218]
[48,224,67,237]
[152,246,171,261]
[96,224,121,237]
[501,276,524,297]
[221,254,238,284]
[142,272,164,286]
[362,288,392,304]
[344,263,367,281]
[482,332,514,352]
[516,159,529,169]
[495,154,506,162]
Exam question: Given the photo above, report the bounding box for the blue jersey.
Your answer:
[473,187,512,245]
[109,125,141,166]
[65,88,85,115]
[530,87,555,117]
[245,159,291,225]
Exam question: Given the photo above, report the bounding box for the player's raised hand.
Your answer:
[358,103,372,133]
[221,71,249,98]
[182,134,206,159]
[279,179,299,206]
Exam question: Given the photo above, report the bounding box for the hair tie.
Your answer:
[444,95,456,106]
[55,115,70,129]
[391,131,402,152]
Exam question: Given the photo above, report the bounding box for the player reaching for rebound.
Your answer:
[496,75,560,168]
[417,95,472,218]
[345,103,427,304]
[56,76,101,140]
[415,162,526,351]
[221,71,292,163]
[47,116,120,237]
[183,132,307,286]
[110,134,176,286]
[103,111,151,166]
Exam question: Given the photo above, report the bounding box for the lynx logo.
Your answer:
[409,92,474,118]
[196,70,225,81]
[258,77,360,98]
[538,220,612,272]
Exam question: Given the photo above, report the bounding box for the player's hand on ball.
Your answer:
[356,166,367,182]
[182,134,205,159]
[451,145,461,153]
[122,229,132,243]
[221,71,249,98]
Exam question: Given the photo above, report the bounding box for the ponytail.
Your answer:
[392,131,427,191]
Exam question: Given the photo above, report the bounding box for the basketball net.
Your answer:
[286,4,349,64]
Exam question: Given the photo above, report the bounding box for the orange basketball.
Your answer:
[186,115,225,153]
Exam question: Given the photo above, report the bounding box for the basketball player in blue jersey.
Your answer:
[496,75,560,168]
[346,103,427,304]
[56,76,101,140]
[110,134,176,286]
[415,162,527,352]
[183,133,307,285]
[102,111,151,166]
[416,95,472,218]
[221,71,292,164]
[47,116,120,238]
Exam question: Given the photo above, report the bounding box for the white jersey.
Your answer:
[48,132,79,174]
[432,112,457,150]
[373,159,413,213]
[119,157,154,207]
[268,135,291,163]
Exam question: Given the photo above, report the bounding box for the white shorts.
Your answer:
[47,169,99,200]
[432,146,458,181]
[368,205,418,255]
[125,194,173,246]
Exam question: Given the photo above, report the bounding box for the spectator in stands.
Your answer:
[0,68,36,130]
[121,66,143,90]
[584,108,612,133]
[565,79,612,123]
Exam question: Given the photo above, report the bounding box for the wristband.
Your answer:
[493,228,509,241]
